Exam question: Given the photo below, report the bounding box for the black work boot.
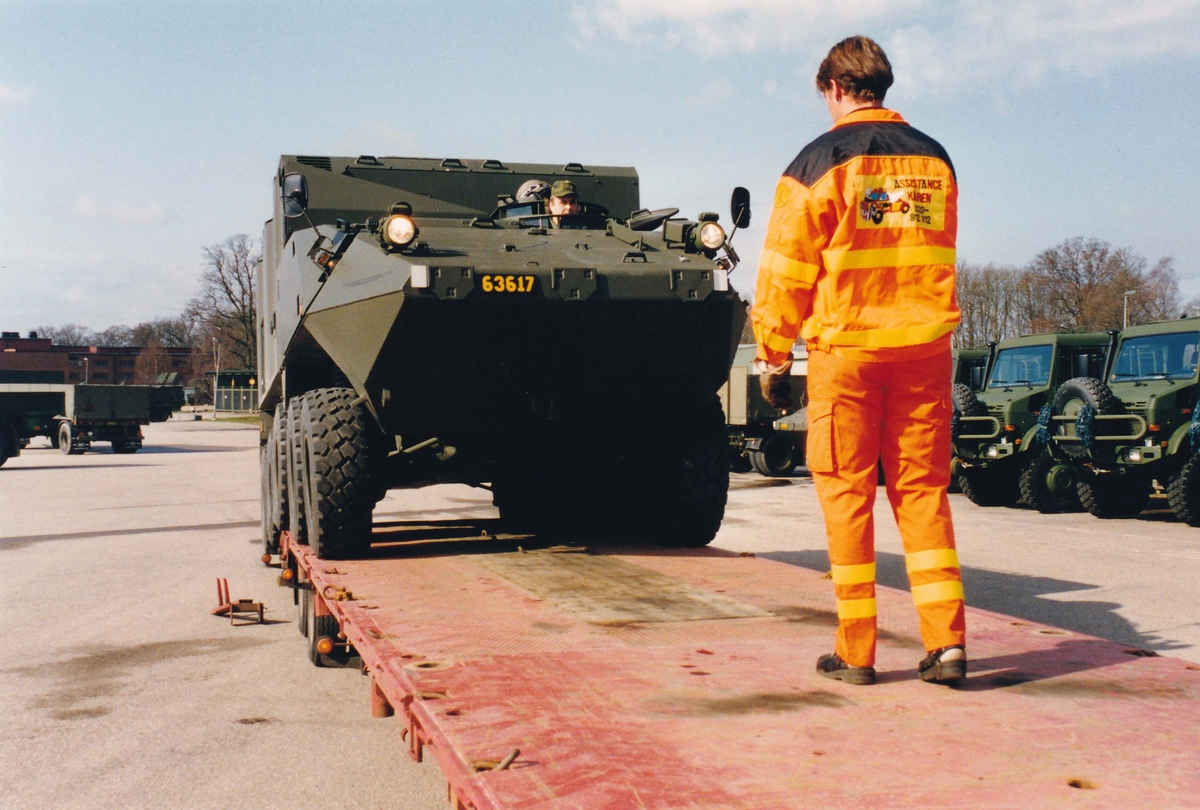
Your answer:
[919,645,967,683]
[816,652,876,685]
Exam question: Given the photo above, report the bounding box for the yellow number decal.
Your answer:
[481,275,493,292]
[505,276,517,292]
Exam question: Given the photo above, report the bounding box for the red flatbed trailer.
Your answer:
[277,528,1200,809]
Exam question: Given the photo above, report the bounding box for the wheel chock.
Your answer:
[211,578,264,625]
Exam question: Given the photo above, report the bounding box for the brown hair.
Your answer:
[815,36,893,103]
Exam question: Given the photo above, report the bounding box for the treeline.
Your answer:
[36,235,261,388]
[955,237,1188,347]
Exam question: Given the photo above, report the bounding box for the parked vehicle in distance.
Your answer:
[952,331,1114,511]
[720,344,807,477]
[0,383,153,463]
[1047,317,1200,522]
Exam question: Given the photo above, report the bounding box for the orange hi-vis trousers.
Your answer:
[805,344,966,668]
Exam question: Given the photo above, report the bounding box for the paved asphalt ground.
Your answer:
[2,418,1197,809]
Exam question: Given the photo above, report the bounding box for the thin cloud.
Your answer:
[685,79,736,108]
[334,123,422,157]
[0,82,35,104]
[572,0,1200,91]
[73,195,169,224]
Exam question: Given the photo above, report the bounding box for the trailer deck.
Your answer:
[280,526,1200,809]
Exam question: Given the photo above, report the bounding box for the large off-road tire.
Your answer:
[1051,377,1123,462]
[111,440,139,454]
[286,396,310,546]
[301,388,376,560]
[957,465,1019,507]
[655,400,729,547]
[264,404,288,555]
[1018,448,1080,513]
[749,433,798,477]
[951,383,986,420]
[260,433,281,555]
[1167,452,1200,526]
[0,424,16,466]
[729,447,753,474]
[1076,470,1148,519]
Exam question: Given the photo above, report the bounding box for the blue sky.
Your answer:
[2,0,1199,333]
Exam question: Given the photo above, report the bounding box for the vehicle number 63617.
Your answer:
[480,274,534,293]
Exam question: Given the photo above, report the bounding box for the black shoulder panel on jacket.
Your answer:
[784,122,955,188]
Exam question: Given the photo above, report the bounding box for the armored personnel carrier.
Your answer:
[258,156,748,558]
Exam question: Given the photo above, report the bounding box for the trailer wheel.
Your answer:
[304,587,348,667]
[301,388,376,560]
[298,577,309,637]
[1167,453,1200,525]
[286,396,310,546]
[957,466,1018,507]
[260,433,281,555]
[728,448,753,474]
[749,433,798,477]
[111,441,139,454]
[1076,469,1148,518]
[273,404,289,545]
[1018,448,1080,513]
[0,423,16,466]
[58,422,86,455]
[657,399,729,547]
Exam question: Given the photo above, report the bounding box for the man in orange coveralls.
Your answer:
[752,35,966,686]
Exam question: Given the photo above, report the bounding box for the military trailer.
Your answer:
[257,156,748,558]
[719,344,807,476]
[952,331,1114,511]
[150,383,186,422]
[0,383,151,463]
[1045,317,1200,522]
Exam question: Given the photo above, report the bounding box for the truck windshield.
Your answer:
[988,344,1052,388]
[1110,331,1200,382]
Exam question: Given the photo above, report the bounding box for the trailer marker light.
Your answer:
[280,568,294,581]
[261,553,273,565]
[315,636,335,655]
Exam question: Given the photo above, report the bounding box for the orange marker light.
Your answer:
[315,636,335,655]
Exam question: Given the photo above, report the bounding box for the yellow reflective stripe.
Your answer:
[836,598,877,620]
[830,562,876,585]
[911,580,965,605]
[906,549,960,574]
[822,246,956,272]
[762,330,796,354]
[761,249,820,285]
[811,322,956,348]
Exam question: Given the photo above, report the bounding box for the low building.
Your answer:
[0,331,196,387]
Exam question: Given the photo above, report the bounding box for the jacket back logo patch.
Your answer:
[856,176,946,230]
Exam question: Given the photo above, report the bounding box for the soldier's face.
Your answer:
[548,195,579,216]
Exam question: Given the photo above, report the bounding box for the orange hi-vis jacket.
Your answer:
[752,108,960,365]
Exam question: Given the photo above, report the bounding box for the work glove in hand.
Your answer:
[758,357,793,414]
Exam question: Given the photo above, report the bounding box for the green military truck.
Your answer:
[952,331,1114,511]
[1046,317,1200,522]
[257,155,748,558]
[719,344,807,476]
[0,383,152,463]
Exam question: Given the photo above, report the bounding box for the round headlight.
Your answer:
[698,221,726,250]
[382,214,417,247]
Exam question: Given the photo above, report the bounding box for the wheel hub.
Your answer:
[1045,463,1076,494]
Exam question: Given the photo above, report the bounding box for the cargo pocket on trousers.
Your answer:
[806,400,835,473]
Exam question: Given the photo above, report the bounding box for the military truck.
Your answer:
[719,344,807,476]
[257,155,748,558]
[952,331,1114,511]
[1046,317,1200,522]
[0,383,151,463]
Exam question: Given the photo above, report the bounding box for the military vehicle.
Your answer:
[952,331,1113,511]
[720,344,807,476]
[257,156,749,558]
[0,383,152,463]
[1046,317,1200,522]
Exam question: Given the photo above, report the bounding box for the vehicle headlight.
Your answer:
[984,445,1000,459]
[382,214,417,247]
[697,221,725,250]
[1128,448,1142,462]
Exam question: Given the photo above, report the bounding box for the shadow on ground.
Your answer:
[760,548,1189,655]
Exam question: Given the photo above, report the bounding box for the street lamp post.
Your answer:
[1123,289,1137,329]
[212,338,222,420]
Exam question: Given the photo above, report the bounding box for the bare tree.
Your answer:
[1024,237,1179,332]
[953,262,1030,347]
[34,324,96,345]
[188,234,259,370]
[129,317,197,349]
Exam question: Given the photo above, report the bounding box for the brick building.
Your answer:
[0,331,196,386]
